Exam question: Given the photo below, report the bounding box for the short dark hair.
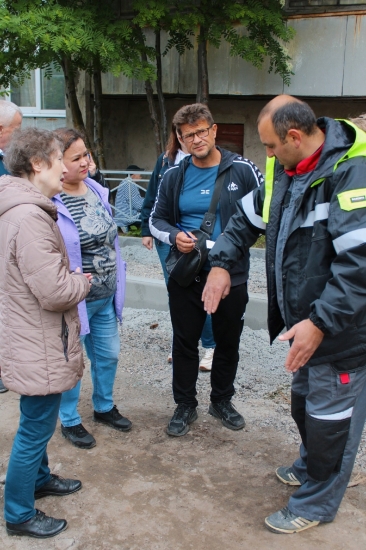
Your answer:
[53,127,85,152]
[173,103,214,135]
[4,128,62,177]
[260,101,317,143]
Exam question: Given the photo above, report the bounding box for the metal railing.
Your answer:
[100,170,153,231]
[100,170,152,195]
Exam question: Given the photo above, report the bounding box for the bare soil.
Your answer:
[1,359,366,550]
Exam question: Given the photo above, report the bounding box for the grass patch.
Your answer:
[253,235,266,248]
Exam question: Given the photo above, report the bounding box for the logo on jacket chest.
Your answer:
[228,182,238,191]
[200,189,210,195]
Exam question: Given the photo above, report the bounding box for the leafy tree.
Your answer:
[168,0,294,104]
[132,0,294,153]
[0,0,156,166]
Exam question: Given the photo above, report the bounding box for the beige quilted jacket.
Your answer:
[0,175,90,395]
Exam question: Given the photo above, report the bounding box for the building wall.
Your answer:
[102,96,366,176]
[102,15,366,99]
[98,14,366,175]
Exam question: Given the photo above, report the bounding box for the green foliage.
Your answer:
[165,0,294,84]
[125,225,142,237]
[0,0,156,90]
[253,234,266,248]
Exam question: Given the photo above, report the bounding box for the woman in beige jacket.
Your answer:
[0,128,91,539]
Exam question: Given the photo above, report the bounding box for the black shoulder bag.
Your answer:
[165,170,226,287]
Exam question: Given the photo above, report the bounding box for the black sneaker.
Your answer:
[166,404,198,437]
[61,423,96,449]
[93,405,132,432]
[0,377,8,393]
[6,509,67,538]
[209,400,245,430]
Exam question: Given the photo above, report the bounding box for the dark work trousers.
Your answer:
[167,271,248,408]
[288,363,366,522]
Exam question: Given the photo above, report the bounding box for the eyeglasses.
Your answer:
[181,126,212,143]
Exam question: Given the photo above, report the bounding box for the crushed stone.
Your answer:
[120,243,366,471]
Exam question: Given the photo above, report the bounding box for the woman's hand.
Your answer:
[142,237,153,250]
[88,154,97,177]
[75,267,92,287]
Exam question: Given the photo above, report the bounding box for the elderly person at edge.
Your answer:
[0,128,91,539]
[0,99,22,394]
[52,128,130,450]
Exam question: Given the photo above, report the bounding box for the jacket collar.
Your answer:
[53,177,108,219]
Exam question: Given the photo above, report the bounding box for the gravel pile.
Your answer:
[119,243,366,472]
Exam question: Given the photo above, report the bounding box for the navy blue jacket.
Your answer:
[149,147,263,286]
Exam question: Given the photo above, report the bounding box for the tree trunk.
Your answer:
[60,55,92,150]
[196,26,209,104]
[155,29,168,149]
[137,30,162,156]
[93,65,106,169]
[145,79,162,157]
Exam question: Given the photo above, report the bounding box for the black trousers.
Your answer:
[167,271,248,407]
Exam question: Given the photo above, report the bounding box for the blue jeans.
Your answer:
[155,239,215,349]
[59,296,120,427]
[4,393,61,523]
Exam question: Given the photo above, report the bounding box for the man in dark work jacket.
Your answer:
[203,95,366,534]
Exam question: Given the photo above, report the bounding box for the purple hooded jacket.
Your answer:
[52,177,126,335]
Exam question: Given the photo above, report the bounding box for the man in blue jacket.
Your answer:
[0,99,23,393]
[150,103,263,437]
[203,95,366,534]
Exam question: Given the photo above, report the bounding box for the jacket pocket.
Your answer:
[61,314,69,362]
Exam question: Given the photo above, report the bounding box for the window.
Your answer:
[10,65,66,116]
[285,0,366,11]
[288,1,365,5]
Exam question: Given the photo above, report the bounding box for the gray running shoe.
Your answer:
[276,466,301,486]
[265,506,320,534]
[0,378,8,393]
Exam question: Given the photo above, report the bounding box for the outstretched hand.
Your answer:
[279,319,324,373]
[202,267,231,314]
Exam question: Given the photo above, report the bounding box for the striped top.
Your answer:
[60,187,117,302]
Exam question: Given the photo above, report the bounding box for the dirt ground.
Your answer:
[1,363,366,550]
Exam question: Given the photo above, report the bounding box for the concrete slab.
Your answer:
[125,275,268,331]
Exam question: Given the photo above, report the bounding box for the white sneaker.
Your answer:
[199,348,215,371]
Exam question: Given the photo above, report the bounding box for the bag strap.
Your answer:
[208,170,227,213]
[200,169,228,235]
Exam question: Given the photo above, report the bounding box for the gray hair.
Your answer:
[4,128,63,177]
[0,99,23,127]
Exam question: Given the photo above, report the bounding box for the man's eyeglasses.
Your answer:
[181,126,212,143]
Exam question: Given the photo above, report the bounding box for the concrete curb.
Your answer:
[121,236,267,330]
[125,275,268,330]
[119,236,266,259]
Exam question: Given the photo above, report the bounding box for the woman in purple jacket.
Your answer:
[53,128,130,449]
